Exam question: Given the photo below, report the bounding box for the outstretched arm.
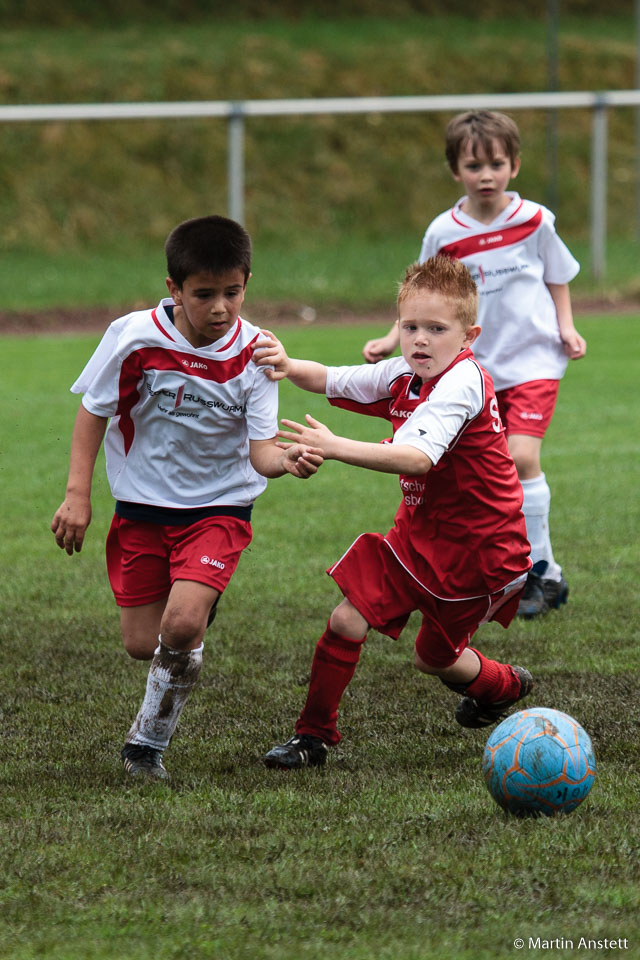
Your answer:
[51,405,108,554]
[252,331,328,392]
[278,414,431,477]
[249,437,324,480]
[546,282,586,359]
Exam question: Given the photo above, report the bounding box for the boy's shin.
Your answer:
[126,638,203,750]
[295,621,366,746]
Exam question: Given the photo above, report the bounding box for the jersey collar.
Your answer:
[153,298,242,353]
[418,348,475,400]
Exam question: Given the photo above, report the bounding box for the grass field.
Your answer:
[1,312,639,959]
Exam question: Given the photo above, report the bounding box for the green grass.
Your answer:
[5,232,640,314]
[1,313,639,959]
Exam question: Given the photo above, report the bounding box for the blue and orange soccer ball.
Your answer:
[482,707,596,817]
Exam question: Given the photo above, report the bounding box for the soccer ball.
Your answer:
[482,707,596,817]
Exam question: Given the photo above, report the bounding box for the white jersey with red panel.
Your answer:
[326,349,530,599]
[419,193,580,391]
[71,298,278,509]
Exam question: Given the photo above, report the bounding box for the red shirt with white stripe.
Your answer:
[71,299,278,509]
[326,349,530,600]
[419,193,580,391]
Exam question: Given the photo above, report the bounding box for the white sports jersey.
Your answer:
[71,299,278,509]
[419,193,580,391]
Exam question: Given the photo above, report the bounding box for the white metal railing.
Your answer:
[2,89,639,278]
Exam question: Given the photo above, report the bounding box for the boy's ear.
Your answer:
[464,324,482,347]
[510,157,521,179]
[166,276,182,303]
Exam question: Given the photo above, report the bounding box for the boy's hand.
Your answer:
[50,495,92,555]
[561,328,587,360]
[278,443,324,479]
[253,329,290,381]
[278,415,337,458]
[362,329,398,363]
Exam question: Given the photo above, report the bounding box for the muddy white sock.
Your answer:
[126,637,203,751]
[521,473,562,581]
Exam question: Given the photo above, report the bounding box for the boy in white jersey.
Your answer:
[254,257,533,770]
[362,111,587,619]
[51,215,323,780]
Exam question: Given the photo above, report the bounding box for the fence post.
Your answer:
[228,103,245,225]
[590,97,608,282]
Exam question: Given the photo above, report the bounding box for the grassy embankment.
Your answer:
[1,14,640,312]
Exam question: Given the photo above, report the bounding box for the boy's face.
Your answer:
[166,268,247,348]
[453,137,520,211]
[397,290,480,381]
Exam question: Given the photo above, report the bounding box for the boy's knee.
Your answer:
[122,634,157,661]
[414,649,442,675]
[160,608,205,650]
[508,436,542,480]
[329,600,368,640]
[414,647,460,676]
[514,457,540,481]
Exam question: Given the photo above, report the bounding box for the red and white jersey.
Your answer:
[71,299,278,509]
[326,350,530,600]
[419,193,580,391]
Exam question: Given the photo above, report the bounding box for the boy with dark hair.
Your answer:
[255,256,533,770]
[51,214,322,780]
[362,110,586,619]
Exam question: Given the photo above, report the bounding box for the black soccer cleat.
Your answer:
[542,574,569,610]
[121,743,170,781]
[517,561,569,619]
[264,734,328,770]
[455,666,534,729]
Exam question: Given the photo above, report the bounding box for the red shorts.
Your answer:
[496,379,559,438]
[106,514,252,607]
[328,533,524,668]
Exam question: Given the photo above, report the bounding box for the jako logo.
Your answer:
[200,555,226,569]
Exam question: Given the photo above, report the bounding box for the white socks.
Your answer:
[126,638,203,751]
[520,472,562,581]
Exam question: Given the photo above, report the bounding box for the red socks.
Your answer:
[295,621,366,745]
[463,648,521,703]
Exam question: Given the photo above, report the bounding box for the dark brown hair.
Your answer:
[444,110,520,173]
[165,215,252,288]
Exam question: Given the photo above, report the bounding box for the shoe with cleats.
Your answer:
[121,743,170,780]
[264,734,328,770]
[456,665,534,729]
[517,560,569,619]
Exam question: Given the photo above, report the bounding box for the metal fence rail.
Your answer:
[3,89,640,278]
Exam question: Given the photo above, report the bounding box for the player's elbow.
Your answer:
[398,447,432,475]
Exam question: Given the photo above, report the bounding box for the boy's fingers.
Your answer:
[304,413,323,428]
[279,418,304,432]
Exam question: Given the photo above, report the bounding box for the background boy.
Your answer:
[255,256,533,769]
[51,214,322,780]
[362,110,586,619]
